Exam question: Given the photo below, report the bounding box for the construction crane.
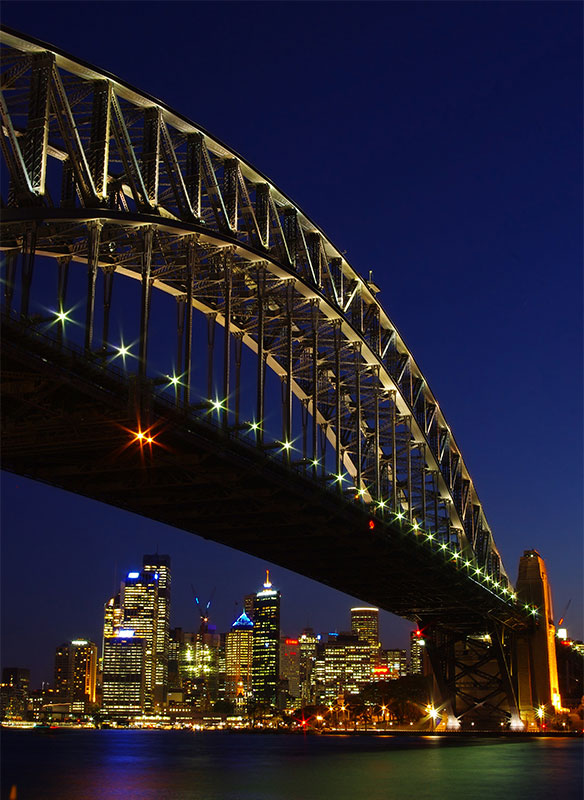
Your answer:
[191,584,216,634]
[558,598,572,628]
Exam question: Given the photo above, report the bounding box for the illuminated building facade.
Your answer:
[351,607,380,653]
[252,572,281,706]
[0,668,30,720]
[323,632,370,699]
[382,649,408,678]
[102,631,145,717]
[143,554,171,708]
[299,628,319,705]
[177,629,223,710]
[122,570,159,711]
[103,593,123,648]
[54,640,98,710]
[225,612,254,706]
[279,636,300,706]
[409,629,425,675]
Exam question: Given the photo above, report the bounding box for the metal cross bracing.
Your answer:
[0,28,536,636]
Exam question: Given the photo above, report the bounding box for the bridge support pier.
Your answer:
[423,621,521,729]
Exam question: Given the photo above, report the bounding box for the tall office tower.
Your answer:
[243,594,256,621]
[103,593,123,648]
[225,611,254,707]
[102,631,146,718]
[323,632,371,699]
[143,554,171,708]
[344,635,373,693]
[299,628,319,705]
[279,636,300,707]
[252,571,281,706]
[351,607,380,662]
[122,570,159,711]
[54,643,71,701]
[54,640,98,710]
[0,668,30,720]
[168,627,183,691]
[71,640,98,710]
[409,629,425,675]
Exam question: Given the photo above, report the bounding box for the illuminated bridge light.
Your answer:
[425,532,435,542]
[464,560,471,568]
[210,398,226,413]
[395,511,404,521]
[376,499,387,511]
[311,459,319,468]
[53,308,74,325]
[280,440,293,452]
[115,343,132,358]
[439,543,448,551]
[248,420,261,432]
[167,373,182,387]
[412,522,420,531]
[334,472,346,485]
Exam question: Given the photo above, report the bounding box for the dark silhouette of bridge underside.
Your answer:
[2,319,525,635]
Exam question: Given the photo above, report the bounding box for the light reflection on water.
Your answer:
[2,730,582,800]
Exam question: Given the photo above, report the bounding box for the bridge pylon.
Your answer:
[515,550,562,724]
[423,549,562,729]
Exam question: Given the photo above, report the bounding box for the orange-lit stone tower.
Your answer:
[515,550,562,721]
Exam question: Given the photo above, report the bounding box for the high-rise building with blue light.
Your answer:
[226,611,254,707]
[122,570,159,711]
[252,571,280,706]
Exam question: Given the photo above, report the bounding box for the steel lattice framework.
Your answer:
[0,28,540,654]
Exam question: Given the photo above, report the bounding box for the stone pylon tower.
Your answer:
[515,550,562,721]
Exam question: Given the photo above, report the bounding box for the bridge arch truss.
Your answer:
[1,27,511,592]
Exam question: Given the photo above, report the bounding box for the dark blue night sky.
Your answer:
[1,1,582,686]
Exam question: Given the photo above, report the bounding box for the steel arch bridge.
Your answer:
[0,29,548,726]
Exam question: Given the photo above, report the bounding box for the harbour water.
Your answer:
[2,730,582,800]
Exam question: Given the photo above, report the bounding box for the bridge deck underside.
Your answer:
[1,320,525,633]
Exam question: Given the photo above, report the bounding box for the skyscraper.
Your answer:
[252,571,280,706]
[102,631,146,718]
[351,607,380,657]
[103,593,123,659]
[243,594,256,621]
[409,629,425,675]
[122,570,159,711]
[279,636,300,707]
[299,628,319,705]
[54,640,98,711]
[143,554,171,708]
[0,668,30,720]
[225,611,254,707]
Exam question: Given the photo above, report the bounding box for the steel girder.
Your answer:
[0,28,516,600]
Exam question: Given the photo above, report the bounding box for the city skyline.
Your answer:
[5,555,418,688]
[1,2,581,695]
